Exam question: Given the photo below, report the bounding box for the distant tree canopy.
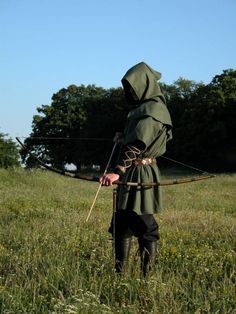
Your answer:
[0,133,20,168]
[22,85,127,170]
[167,69,236,170]
[21,69,236,171]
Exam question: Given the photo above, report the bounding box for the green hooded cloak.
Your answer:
[117,62,172,214]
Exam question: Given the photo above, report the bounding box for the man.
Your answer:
[100,62,172,276]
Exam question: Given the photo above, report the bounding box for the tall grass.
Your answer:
[0,169,235,313]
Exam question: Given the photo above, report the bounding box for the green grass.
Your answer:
[0,169,235,313]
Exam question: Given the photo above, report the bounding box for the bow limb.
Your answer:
[113,174,215,186]
[16,137,101,183]
[16,137,215,186]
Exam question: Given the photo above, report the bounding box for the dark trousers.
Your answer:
[108,209,159,241]
[108,209,159,275]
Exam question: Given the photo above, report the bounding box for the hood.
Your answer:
[122,62,172,129]
[121,62,166,104]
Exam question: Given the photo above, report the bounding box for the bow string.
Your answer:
[16,137,215,186]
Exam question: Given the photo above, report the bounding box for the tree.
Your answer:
[0,133,20,168]
[161,78,204,157]
[21,70,236,172]
[175,69,236,170]
[22,85,127,170]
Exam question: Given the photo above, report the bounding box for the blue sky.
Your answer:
[0,0,235,140]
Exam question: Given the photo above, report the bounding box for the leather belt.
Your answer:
[133,158,156,166]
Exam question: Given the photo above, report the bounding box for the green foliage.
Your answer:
[22,85,126,170]
[0,169,235,313]
[21,69,236,171]
[173,69,236,170]
[161,78,204,127]
[0,133,20,168]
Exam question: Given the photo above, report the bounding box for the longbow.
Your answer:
[16,137,215,186]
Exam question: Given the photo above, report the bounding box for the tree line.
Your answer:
[0,133,20,168]
[1,69,236,171]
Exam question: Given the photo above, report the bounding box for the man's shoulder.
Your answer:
[127,100,170,122]
[128,100,155,119]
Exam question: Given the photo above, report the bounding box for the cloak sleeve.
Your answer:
[124,116,164,149]
[113,117,165,176]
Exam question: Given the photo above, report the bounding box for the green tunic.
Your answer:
[117,62,172,215]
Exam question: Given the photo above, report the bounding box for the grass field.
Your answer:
[0,168,235,313]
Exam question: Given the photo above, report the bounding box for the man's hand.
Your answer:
[99,173,120,186]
